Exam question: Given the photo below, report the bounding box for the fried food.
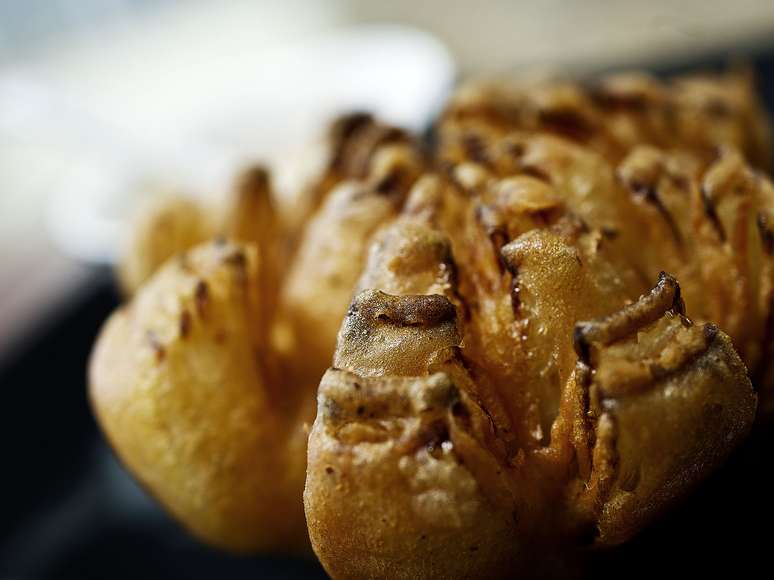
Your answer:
[92,241,310,551]
[90,69,772,570]
[305,70,770,577]
[90,116,425,552]
[443,67,770,168]
[305,172,757,578]
[119,194,216,295]
[437,68,774,408]
[118,166,282,297]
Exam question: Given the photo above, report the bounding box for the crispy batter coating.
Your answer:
[437,69,774,401]
[91,118,427,553]
[305,181,756,577]
[281,142,424,375]
[305,70,768,577]
[442,68,770,168]
[92,69,772,569]
[91,240,310,551]
[119,194,216,295]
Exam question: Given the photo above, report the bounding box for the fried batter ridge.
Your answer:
[305,169,756,577]
[91,70,770,568]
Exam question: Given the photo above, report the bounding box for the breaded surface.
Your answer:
[92,70,771,569]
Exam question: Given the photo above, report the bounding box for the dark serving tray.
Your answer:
[4,48,774,579]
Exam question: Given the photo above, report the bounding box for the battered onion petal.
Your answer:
[306,273,755,578]
[91,240,309,552]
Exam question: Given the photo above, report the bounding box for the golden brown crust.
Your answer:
[92,118,427,553]
[305,70,766,577]
[119,194,216,295]
[93,69,771,569]
[118,165,282,297]
[441,68,771,168]
[307,262,754,577]
[566,275,755,544]
[91,240,309,552]
[305,370,528,580]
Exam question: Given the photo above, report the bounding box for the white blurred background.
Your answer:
[2,0,774,359]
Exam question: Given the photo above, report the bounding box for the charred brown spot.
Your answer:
[348,125,412,178]
[757,212,774,254]
[538,109,592,141]
[357,292,457,328]
[507,141,525,158]
[224,250,247,269]
[194,280,209,316]
[574,271,684,361]
[670,173,689,191]
[509,275,522,318]
[451,400,471,423]
[239,165,270,192]
[668,272,686,317]
[520,165,551,183]
[625,179,683,246]
[573,324,592,365]
[462,133,489,164]
[179,310,192,339]
[325,466,335,475]
[378,127,411,146]
[589,87,649,111]
[441,250,461,291]
[332,112,374,142]
[374,168,404,196]
[488,227,510,274]
[329,112,374,170]
[441,250,471,323]
[701,184,726,242]
[224,250,249,287]
[451,396,472,432]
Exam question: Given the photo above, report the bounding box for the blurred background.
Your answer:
[2,1,774,578]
